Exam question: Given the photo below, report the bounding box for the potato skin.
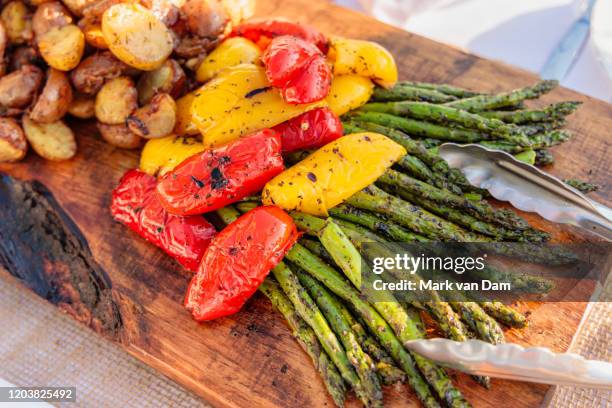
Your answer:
[0,21,7,75]
[102,3,174,71]
[1,1,33,45]
[38,24,85,71]
[126,93,176,139]
[22,115,77,161]
[81,21,107,49]
[70,51,129,94]
[95,76,137,124]
[136,59,185,105]
[32,1,72,39]
[97,121,142,149]
[0,64,44,108]
[0,117,27,162]
[30,68,73,122]
[181,0,228,38]
[9,46,42,71]
[67,92,95,118]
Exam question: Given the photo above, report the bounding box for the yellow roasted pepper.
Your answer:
[326,75,374,116]
[196,37,261,83]
[329,38,398,89]
[190,64,326,148]
[140,136,205,176]
[262,133,406,216]
[174,91,200,136]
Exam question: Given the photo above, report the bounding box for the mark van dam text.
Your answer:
[372,279,512,291]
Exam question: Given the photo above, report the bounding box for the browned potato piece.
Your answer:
[1,1,33,45]
[0,64,44,108]
[95,76,137,124]
[0,117,27,162]
[140,0,178,26]
[61,0,97,16]
[81,21,107,48]
[174,35,218,59]
[70,51,128,94]
[0,21,6,76]
[22,115,77,160]
[32,1,72,39]
[127,93,176,139]
[38,24,85,71]
[97,121,142,149]
[9,46,41,71]
[181,0,228,38]
[221,0,255,26]
[101,3,174,70]
[136,59,186,105]
[67,93,95,118]
[30,68,73,123]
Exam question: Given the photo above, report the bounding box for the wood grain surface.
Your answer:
[0,1,610,407]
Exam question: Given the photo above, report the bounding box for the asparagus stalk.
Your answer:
[259,279,347,407]
[346,185,486,241]
[445,80,559,112]
[358,102,531,146]
[371,84,458,103]
[272,262,379,408]
[478,101,581,124]
[535,149,555,166]
[296,270,384,403]
[328,292,407,385]
[329,204,429,243]
[479,301,528,329]
[398,154,438,185]
[285,244,442,408]
[450,302,505,345]
[398,81,482,98]
[378,170,533,232]
[520,120,567,136]
[480,130,571,153]
[348,111,492,143]
[565,179,600,193]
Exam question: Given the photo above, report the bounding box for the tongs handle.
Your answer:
[405,339,612,389]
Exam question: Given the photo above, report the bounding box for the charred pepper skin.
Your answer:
[156,130,285,216]
[185,206,299,321]
[110,169,217,272]
[272,108,343,153]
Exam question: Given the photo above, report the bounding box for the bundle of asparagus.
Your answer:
[211,81,600,407]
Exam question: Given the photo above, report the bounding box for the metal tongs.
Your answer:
[405,339,612,389]
[438,143,612,241]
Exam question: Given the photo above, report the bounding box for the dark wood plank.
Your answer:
[0,1,609,407]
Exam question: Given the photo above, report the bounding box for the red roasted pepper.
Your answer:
[273,107,343,152]
[110,169,217,271]
[262,35,332,105]
[185,206,299,321]
[156,129,284,216]
[231,19,329,53]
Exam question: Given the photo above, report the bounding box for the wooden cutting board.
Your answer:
[0,1,610,407]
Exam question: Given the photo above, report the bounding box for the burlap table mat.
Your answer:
[0,270,609,407]
[0,272,208,408]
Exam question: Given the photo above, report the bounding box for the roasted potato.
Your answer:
[67,92,95,118]
[22,115,77,160]
[62,0,96,16]
[1,1,33,45]
[195,37,260,83]
[81,21,107,48]
[97,121,142,149]
[9,46,42,71]
[70,51,128,94]
[95,76,137,124]
[102,3,173,71]
[181,0,228,38]
[220,0,255,26]
[0,117,27,162]
[0,64,43,108]
[0,21,6,76]
[140,0,179,26]
[174,35,218,59]
[38,24,85,71]
[136,59,185,105]
[30,68,73,122]
[32,1,72,39]
[127,93,176,139]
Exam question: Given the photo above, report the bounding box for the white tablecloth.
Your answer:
[335,0,612,102]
